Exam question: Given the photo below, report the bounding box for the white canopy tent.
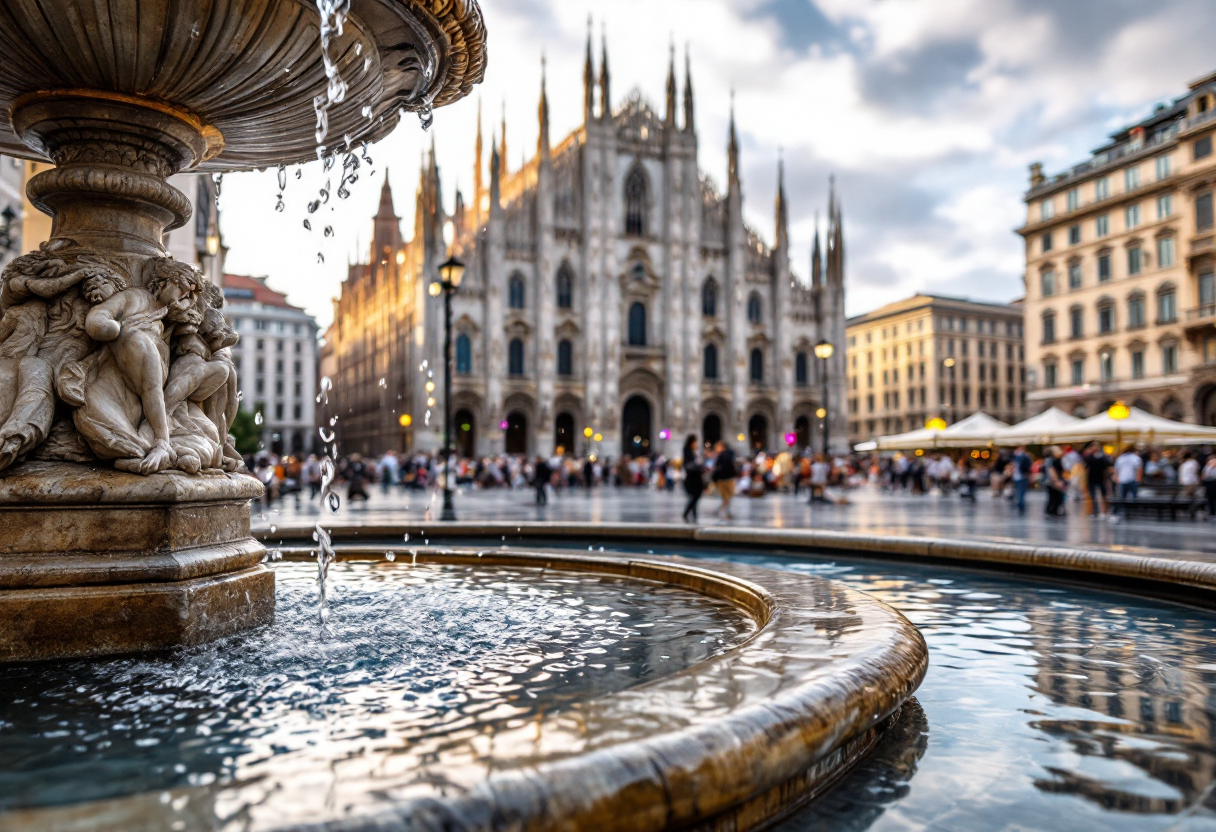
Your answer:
[991,407,1085,446]
[853,412,1009,452]
[1046,407,1216,446]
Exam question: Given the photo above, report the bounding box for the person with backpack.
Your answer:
[711,440,738,520]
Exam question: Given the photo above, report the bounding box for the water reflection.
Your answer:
[687,551,1216,831]
[0,563,752,814]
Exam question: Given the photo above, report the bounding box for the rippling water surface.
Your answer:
[0,562,752,814]
[660,549,1216,832]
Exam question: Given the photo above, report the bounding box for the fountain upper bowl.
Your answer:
[0,0,487,171]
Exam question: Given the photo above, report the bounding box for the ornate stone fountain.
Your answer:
[0,0,487,661]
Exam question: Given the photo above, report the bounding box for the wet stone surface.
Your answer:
[0,562,753,814]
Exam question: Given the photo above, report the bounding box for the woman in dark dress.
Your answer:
[682,434,705,523]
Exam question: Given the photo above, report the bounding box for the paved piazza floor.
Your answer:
[254,484,1216,559]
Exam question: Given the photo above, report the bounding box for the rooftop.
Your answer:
[848,293,1022,326]
[223,274,304,312]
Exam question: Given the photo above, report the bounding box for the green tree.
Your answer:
[229,403,264,457]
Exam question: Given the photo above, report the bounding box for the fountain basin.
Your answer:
[0,550,927,832]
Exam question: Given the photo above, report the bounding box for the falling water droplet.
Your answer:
[330,416,338,427]
[303,219,311,230]
[403,532,410,542]
[327,492,340,513]
[418,103,434,131]
[308,200,320,214]
[212,173,223,205]
[275,196,285,212]
[378,378,387,388]
[324,226,334,237]
[295,168,303,179]
[317,252,325,263]
[277,164,287,191]
[254,412,263,425]
[319,426,335,443]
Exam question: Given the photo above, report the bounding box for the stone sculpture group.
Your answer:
[0,241,242,476]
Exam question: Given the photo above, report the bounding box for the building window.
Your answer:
[293,404,302,420]
[1095,214,1109,237]
[795,351,808,385]
[1156,155,1171,180]
[703,343,719,380]
[508,273,526,309]
[1128,246,1142,275]
[1068,261,1082,290]
[1125,204,1140,228]
[293,361,301,375]
[1206,337,1216,365]
[1041,199,1055,220]
[1157,237,1175,268]
[1042,311,1056,344]
[1200,270,1216,309]
[750,348,764,383]
[1195,136,1212,160]
[628,302,647,346]
[1071,358,1084,386]
[1100,351,1114,381]
[1069,307,1083,339]
[1068,225,1081,245]
[1041,270,1056,296]
[624,165,647,236]
[1158,288,1177,323]
[508,338,525,375]
[256,357,264,372]
[456,333,472,374]
[702,278,718,317]
[1197,192,1213,231]
[1128,294,1146,328]
[556,263,574,309]
[1098,303,1115,334]
[1041,232,1053,253]
[1125,167,1140,191]
[1095,177,1109,200]
[1157,194,1172,219]
[1163,343,1179,374]
[1066,189,1079,212]
[275,403,283,420]
[1132,349,1145,379]
[1098,252,1111,282]
[747,292,762,324]
[557,339,573,376]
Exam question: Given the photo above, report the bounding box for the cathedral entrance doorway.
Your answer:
[454,409,476,458]
[748,414,769,451]
[794,415,810,450]
[622,396,652,457]
[554,412,575,455]
[505,411,528,455]
[702,414,722,448]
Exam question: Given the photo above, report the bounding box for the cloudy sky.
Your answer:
[219,0,1216,330]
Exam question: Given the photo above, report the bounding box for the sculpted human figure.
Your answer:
[165,280,243,471]
[65,266,193,474]
[0,245,93,469]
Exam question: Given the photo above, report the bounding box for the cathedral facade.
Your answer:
[322,40,848,459]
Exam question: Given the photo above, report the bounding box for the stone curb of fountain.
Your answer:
[256,521,1216,603]
[264,547,928,832]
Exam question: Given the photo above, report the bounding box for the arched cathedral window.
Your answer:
[795,351,808,386]
[702,278,718,318]
[508,273,526,309]
[750,348,764,383]
[556,263,573,309]
[557,340,574,376]
[456,334,472,375]
[508,338,525,375]
[628,302,647,346]
[704,343,719,380]
[747,292,763,324]
[625,166,647,237]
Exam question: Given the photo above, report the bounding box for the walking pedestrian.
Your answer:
[1084,441,1112,518]
[711,441,738,519]
[1011,445,1032,514]
[302,454,322,500]
[681,435,705,523]
[1043,446,1067,516]
[346,453,369,502]
[533,456,551,505]
[1203,453,1216,519]
[1114,445,1142,503]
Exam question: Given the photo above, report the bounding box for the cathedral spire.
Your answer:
[538,53,550,158]
[489,132,501,217]
[499,102,508,181]
[473,97,483,219]
[664,38,677,129]
[599,25,611,121]
[683,44,695,133]
[583,16,596,122]
[775,153,788,251]
[728,91,740,187]
[811,213,823,288]
[376,168,396,219]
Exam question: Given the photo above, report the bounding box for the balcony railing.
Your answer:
[1185,304,1216,331]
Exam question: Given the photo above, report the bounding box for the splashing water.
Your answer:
[312,0,351,144]
[303,219,311,231]
[254,411,264,426]
[212,173,223,206]
[316,377,332,406]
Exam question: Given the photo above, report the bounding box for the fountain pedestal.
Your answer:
[0,462,272,662]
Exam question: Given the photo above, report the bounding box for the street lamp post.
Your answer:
[430,255,465,522]
[814,340,835,454]
[942,357,957,424]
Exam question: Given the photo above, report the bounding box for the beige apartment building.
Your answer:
[846,294,1026,446]
[1020,70,1216,424]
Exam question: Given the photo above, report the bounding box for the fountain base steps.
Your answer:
[0,461,274,662]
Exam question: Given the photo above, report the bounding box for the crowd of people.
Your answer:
[246,440,1216,523]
